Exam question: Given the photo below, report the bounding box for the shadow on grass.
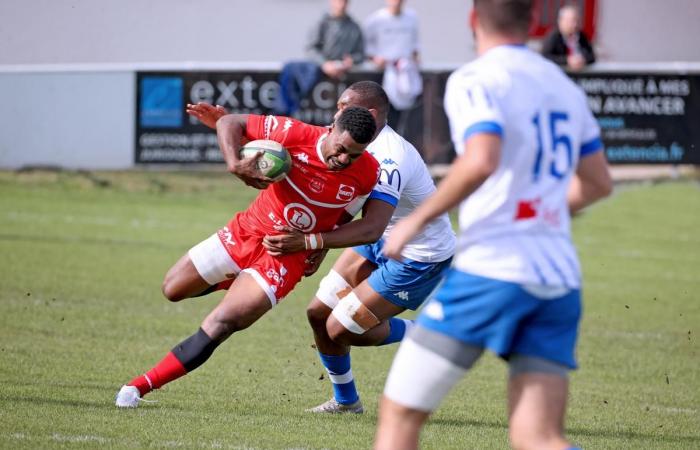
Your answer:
[429,417,700,446]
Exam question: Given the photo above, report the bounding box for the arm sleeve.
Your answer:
[579,33,597,64]
[305,16,326,64]
[579,99,603,158]
[363,16,378,58]
[246,115,298,146]
[348,22,365,64]
[541,31,567,66]
[443,72,504,155]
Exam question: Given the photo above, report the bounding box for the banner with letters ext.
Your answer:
[135,70,700,165]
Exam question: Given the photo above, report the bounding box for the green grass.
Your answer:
[0,170,698,449]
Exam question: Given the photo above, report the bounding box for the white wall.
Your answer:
[3,0,697,67]
[0,72,134,169]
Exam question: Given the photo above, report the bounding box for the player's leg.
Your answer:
[325,280,407,347]
[161,232,240,302]
[116,272,271,407]
[506,288,582,450]
[375,326,483,450]
[326,254,453,347]
[507,359,572,450]
[306,248,377,413]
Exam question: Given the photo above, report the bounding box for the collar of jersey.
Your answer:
[316,132,329,165]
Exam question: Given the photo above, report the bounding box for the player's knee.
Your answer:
[161,277,186,302]
[306,301,330,333]
[326,318,355,345]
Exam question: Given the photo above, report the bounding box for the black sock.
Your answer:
[171,328,221,372]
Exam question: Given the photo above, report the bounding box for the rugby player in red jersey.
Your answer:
[115,106,378,407]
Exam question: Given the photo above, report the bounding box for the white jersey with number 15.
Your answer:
[444,45,603,289]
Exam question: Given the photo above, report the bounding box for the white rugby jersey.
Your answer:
[368,125,456,263]
[444,45,602,288]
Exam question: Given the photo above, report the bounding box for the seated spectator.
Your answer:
[276,0,364,116]
[541,3,596,71]
[364,0,422,133]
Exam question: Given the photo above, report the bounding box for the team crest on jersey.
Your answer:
[283,118,293,132]
[309,178,325,194]
[336,184,355,202]
[296,153,309,164]
[283,203,317,232]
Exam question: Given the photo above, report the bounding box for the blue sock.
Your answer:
[379,318,414,346]
[319,353,359,405]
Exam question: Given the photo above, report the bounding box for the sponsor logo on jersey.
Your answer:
[283,203,317,232]
[263,115,279,139]
[283,118,293,132]
[218,226,236,247]
[381,158,398,166]
[336,184,355,202]
[296,153,309,164]
[379,168,402,190]
[396,291,409,301]
[309,178,324,193]
[514,198,541,221]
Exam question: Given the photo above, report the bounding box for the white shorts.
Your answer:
[188,233,241,285]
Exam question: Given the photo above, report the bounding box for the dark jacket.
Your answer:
[541,29,596,66]
[306,13,365,65]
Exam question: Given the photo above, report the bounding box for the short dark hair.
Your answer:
[347,81,390,116]
[335,106,377,145]
[474,0,532,36]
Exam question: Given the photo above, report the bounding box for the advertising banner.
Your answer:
[136,70,700,165]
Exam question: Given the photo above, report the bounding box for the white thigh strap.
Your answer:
[315,269,352,309]
[331,292,380,335]
[383,337,467,412]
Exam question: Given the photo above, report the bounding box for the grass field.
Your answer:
[0,170,698,449]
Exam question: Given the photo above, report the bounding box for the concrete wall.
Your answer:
[1,0,698,67]
[0,71,134,169]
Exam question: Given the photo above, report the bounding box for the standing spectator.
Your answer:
[364,0,422,133]
[374,0,612,448]
[276,0,364,115]
[541,3,596,71]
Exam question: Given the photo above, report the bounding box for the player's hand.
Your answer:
[233,151,274,189]
[304,249,329,277]
[186,102,228,129]
[262,225,306,255]
[382,217,422,260]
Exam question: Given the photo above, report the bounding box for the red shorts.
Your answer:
[216,213,311,305]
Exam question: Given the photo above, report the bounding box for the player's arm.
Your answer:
[568,149,612,214]
[262,198,394,255]
[215,114,272,189]
[383,133,501,260]
[319,198,394,248]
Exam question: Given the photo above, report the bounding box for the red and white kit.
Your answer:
[189,115,380,305]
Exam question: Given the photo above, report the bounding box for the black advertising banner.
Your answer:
[136,71,380,164]
[569,72,700,164]
[136,70,700,165]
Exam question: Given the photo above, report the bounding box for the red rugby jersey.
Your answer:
[238,114,379,236]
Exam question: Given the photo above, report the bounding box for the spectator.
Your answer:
[276,0,364,115]
[364,0,422,133]
[541,3,596,71]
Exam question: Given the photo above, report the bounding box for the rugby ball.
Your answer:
[239,139,292,182]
